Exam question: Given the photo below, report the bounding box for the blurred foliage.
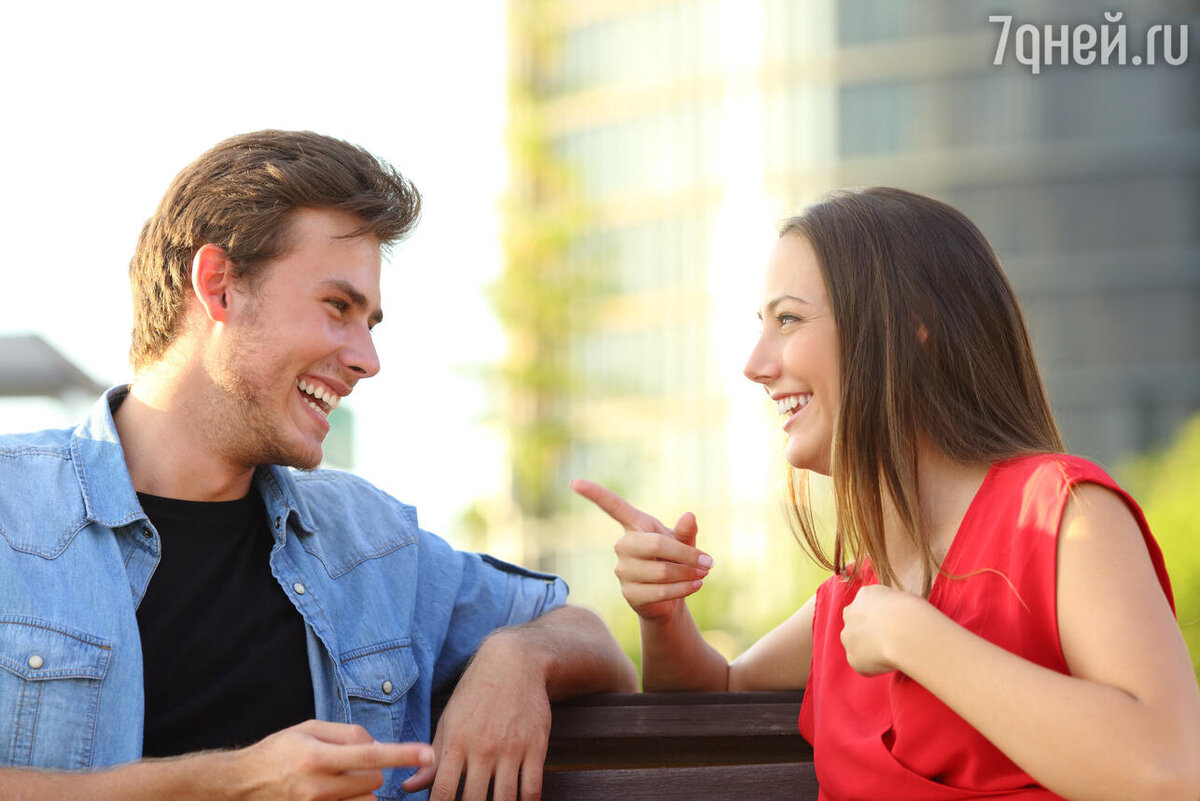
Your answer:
[455,500,489,553]
[496,1,598,521]
[1121,412,1200,683]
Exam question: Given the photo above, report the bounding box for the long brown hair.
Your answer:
[780,188,1063,595]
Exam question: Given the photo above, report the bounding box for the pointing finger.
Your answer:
[294,720,375,745]
[570,479,668,534]
[325,741,436,773]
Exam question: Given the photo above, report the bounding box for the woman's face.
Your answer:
[743,234,840,475]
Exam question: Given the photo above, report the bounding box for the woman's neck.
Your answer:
[881,438,991,594]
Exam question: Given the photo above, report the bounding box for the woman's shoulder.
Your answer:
[990,451,1123,492]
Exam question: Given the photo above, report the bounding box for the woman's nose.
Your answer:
[743,333,779,385]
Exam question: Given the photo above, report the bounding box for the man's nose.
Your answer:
[344,325,381,379]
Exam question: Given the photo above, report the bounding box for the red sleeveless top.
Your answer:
[798,454,1174,800]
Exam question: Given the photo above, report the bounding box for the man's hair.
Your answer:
[779,187,1063,595]
[128,130,421,370]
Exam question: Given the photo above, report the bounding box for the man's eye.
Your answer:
[327,298,349,313]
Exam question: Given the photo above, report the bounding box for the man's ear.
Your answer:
[191,244,235,323]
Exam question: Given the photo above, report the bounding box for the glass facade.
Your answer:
[504,0,1200,645]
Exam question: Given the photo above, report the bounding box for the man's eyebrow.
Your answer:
[322,279,384,326]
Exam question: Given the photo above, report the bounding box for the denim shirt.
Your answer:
[0,387,567,799]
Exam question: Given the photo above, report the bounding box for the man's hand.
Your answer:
[226,720,435,801]
[403,605,637,801]
[0,720,435,801]
[403,634,551,801]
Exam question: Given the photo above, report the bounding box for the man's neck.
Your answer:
[114,369,257,502]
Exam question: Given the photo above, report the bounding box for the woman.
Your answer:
[572,188,1200,800]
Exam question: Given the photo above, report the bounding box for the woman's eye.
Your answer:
[777,313,801,326]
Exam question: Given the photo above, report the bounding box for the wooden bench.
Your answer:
[439,691,815,800]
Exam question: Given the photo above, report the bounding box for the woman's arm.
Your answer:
[728,596,815,691]
[842,484,1200,801]
[572,479,814,692]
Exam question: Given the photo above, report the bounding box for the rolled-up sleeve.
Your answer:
[422,534,570,692]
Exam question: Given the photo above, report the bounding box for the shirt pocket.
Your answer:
[0,616,111,769]
[338,640,420,798]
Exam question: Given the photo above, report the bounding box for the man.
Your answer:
[0,130,636,800]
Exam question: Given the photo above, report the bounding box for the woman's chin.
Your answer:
[784,440,832,475]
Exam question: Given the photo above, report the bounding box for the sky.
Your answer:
[0,1,511,539]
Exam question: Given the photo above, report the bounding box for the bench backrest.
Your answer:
[540,691,815,800]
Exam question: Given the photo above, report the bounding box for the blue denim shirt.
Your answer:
[0,387,567,799]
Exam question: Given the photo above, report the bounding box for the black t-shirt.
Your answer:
[136,490,315,757]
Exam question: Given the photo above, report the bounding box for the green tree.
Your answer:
[1122,412,1200,682]
[492,1,599,566]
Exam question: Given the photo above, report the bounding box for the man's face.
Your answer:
[211,207,383,471]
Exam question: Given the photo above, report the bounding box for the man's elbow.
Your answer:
[545,605,639,694]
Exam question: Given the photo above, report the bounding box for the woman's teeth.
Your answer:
[777,394,812,415]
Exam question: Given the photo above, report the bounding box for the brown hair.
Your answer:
[780,187,1063,595]
[128,130,421,370]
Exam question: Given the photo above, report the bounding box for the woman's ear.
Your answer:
[190,244,235,323]
[916,320,929,345]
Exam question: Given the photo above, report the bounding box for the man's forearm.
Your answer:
[0,752,233,801]
[485,605,638,699]
[2,721,432,801]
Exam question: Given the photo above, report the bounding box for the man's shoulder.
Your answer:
[289,465,389,492]
[0,426,89,558]
[284,467,424,542]
[0,425,76,457]
[272,467,455,585]
[0,426,79,488]
[287,467,415,515]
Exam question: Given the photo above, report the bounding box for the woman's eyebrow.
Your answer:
[766,294,811,313]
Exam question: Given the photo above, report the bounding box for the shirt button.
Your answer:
[382,680,394,695]
[27,654,44,670]
[274,516,282,529]
[292,582,306,595]
[141,526,152,539]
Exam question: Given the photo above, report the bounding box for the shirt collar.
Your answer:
[71,385,318,536]
[255,464,320,538]
[71,386,145,528]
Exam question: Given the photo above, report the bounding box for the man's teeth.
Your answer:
[777,394,812,415]
[297,379,341,412]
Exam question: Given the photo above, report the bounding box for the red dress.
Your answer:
[798,454,1174,800]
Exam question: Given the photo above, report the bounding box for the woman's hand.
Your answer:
[570,479,712,623]
[841,583,938,677]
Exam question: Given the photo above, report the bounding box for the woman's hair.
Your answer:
[780,187,1063,594]
[128,130,421,371]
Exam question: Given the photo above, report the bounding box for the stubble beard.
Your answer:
[212,321,324,472]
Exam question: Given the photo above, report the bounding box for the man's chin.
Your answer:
[258,437,324,472]
[285,446,324,472]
